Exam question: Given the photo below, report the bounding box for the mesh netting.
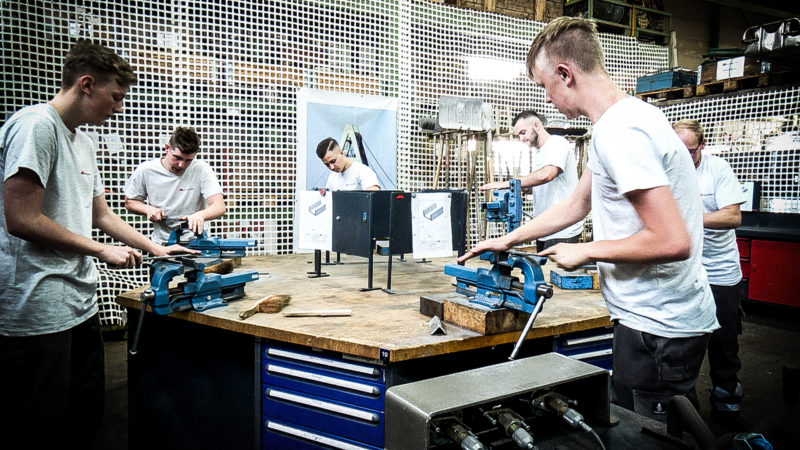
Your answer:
[3,1,684,326]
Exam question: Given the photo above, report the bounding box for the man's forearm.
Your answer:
[124,198,153,216]
[94,209,162,254]
[703,206,741,230]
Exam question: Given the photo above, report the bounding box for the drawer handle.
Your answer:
[266,348,380,377]
[569,349,613,360]
[267,388,380,423]
[563,333,613,346]
[267,364,380,396]
[266,420,372,450]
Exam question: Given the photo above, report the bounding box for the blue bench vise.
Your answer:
[443,250,553,314]
[444,250,554,360]
[141,256,260,315]
[483,178,523,233]
[167,227,257,258]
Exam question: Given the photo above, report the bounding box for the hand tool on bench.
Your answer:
[239,294,292,319]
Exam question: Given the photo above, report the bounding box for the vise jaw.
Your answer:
[444,251,553,314]
[167,227,257,258]
[141,256,259,315]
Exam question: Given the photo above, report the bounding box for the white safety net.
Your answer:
[3,1,676,324]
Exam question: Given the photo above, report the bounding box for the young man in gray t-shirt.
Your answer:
[0,40,192,449]
[124,126,225,244]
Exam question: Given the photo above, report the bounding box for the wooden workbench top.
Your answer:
[116,254,611,363]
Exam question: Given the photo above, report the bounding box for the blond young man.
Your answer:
[459,17,717,421]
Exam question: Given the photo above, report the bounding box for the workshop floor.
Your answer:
[94,301,800,450]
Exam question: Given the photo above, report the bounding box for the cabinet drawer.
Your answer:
[264,387,384,447]
[737,237,750,258]
[264,359,384,410]
[264,345,383,382]
[263,418,381,450]
[554,328,613,371]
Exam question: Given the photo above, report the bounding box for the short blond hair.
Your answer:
[526,17,606,79]
[673,119,705,144]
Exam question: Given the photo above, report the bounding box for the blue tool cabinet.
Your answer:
[554,326,614,371]
[262,343,385,449]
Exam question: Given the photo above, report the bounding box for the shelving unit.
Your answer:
[564,0,671,46]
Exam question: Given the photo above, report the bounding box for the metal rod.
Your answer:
[509,295,547,360]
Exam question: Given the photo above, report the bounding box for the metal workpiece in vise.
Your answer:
[483,178,523,233]
[167,226,257,258]
[444,250,553,314]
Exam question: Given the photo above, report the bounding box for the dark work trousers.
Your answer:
[536,233,582,253]
[708,282,745,393]
[611,321,711,422]
[0,314,105,450]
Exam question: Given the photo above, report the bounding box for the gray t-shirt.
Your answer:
[531,135,584,240]
[124,157,222,244]
[697,154,746,286]
[0,103,104,336]
[588,97,718,338]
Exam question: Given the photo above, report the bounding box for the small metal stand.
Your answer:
[360,250,381,292]
[307,249,330,278]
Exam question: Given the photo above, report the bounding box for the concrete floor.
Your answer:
[94,301,800,450]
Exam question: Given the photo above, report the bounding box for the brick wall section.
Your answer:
[442,0,563,22]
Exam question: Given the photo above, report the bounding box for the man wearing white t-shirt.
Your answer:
[316,137,380,193]
[480,110,584,251]
[460,17,718,422]
[674,119,748,430]
[125,127,225,244]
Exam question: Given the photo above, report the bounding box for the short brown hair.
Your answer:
[61,39,137,88]
[169,127,200,154]
[673,119,705,144]
[316,137,339,159]
[526,17,606,79]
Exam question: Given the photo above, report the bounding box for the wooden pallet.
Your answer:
[695,73,770,96]
[636,84,696,102]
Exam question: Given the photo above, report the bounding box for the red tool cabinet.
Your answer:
[738,237,800,308]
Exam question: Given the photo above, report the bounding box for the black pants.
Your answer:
[708,282,745,393]
[536,233,582,253]
[0,314,105,450]
[611,321,710,422]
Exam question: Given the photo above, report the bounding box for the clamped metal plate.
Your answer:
[166,228,257,258]
[443,250,549,314]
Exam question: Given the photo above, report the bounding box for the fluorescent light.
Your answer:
[468,56,524,81]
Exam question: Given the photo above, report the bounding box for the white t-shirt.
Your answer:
[0,104,104,336]
[125,158,222,244]
[531,135,584,240]
[588,96,718,338]
[325,160,380,191]
[697,154,746,286]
